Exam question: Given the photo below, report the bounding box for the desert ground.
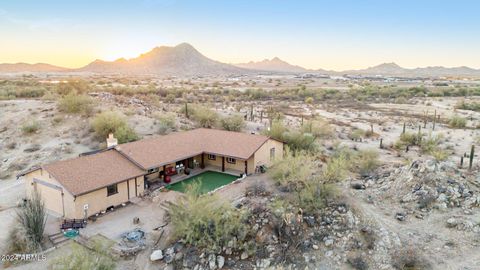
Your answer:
[1,74,480,270]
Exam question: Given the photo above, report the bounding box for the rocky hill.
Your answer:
[78,43,248,76]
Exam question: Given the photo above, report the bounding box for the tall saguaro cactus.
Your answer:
[469,145,475,170]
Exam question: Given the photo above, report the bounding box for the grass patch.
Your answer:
[21,120,40,135]
[448,114,467,128]
[50,240,115,270]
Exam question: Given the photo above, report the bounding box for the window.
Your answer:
[207,154,216,160]
[270,147,276,161]
[226,157,236,164]
[107,184,118,196]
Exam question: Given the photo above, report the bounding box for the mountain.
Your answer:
[235,57,308,73]
[79,43,248,76]
[344,62,480,77]
[0,63,69,73]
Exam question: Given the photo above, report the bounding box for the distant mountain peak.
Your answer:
[235,57,307,73]
[78,43,247,76]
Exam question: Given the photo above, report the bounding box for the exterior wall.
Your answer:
[253,139,284,170]
[73,176,144,219]
[204,154,246,174]
[24,169,75,218]
[24,169,145,219]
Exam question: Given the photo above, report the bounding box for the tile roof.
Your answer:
[117,128,270,169]
[43,149,145,196]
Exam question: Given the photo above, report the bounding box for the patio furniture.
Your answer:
[61,218,87,230]
[164,175,171,183]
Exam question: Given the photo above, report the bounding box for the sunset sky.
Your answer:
[1,0,479,70]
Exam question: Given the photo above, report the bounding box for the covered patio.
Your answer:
[144,152,246,191]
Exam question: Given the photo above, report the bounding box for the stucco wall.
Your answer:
[204,154,247,174]
[253,139,284,169]
[73,176,144,219]
[24,169,75,218]
[25,169,144,219]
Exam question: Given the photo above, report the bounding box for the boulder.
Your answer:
[217,256,225,269]
[150,250,163,261]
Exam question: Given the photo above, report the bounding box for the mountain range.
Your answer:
[1,43,480,78]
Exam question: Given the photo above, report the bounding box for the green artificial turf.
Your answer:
[165,171,239,194]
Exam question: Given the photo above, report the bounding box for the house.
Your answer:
[20,128,284,219]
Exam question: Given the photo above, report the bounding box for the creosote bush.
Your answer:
[322,152,349,182]
[220,114,245,131]
[154,112,177,134]
[268,149,315,187]
[164,182,248,252]
[191,106,219,128]
[58,94,94,115]
[91,111,139,144]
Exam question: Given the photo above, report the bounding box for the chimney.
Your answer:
[106,133,118,148]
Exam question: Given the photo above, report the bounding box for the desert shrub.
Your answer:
[355,149,380,176]
[349,129,365,141]
[263,119,288,141]
[394,132,422,149]
[56,79,90,96]
[295,180,339,213]
[154,112,176,134]
[268,149,315,186]
[304,96,314,104]
[455,100,480,112]
[448,114,467,128]
[283,130,317,152]
[220,114,245,131]
[91,111,138,144]
[431,149,448,161]
[164,182,248,252]
[15,191,46,252]
[322,153,349,182]
[5,226,29,255]
[191,106,218,128]
[58,94,94,115]
[301,118,334,139]
[21,120,40,135]
[50,240,115,270]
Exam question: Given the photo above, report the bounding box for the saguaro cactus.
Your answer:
[469,145,475,170]
[402,122,406,134]
[185,103,189,119]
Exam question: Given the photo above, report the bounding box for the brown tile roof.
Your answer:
[117,128,271,169]
[43,149,145,196]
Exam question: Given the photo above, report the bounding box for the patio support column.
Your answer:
[222,157,225,172]
[245,160,248,175]
[163,165,166,180]
[201,154,205,169]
